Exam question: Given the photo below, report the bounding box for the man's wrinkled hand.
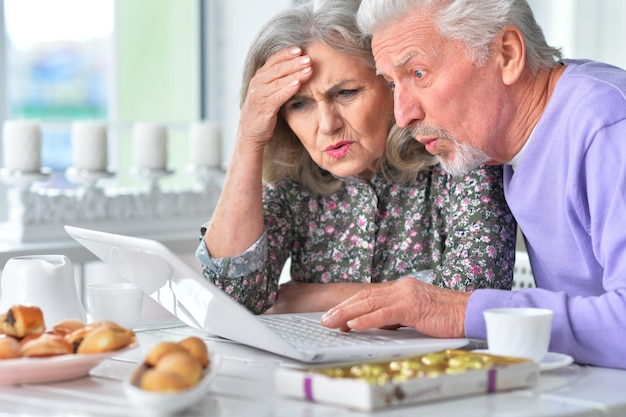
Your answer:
[320,277,470,338]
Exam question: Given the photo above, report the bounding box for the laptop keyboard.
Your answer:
[258,315,399,350]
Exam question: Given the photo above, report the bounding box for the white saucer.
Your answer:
[539,352,574,372]
[473,350,574,372]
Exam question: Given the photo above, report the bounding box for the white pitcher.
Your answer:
[0,255,87,328]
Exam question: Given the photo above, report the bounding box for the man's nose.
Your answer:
[394,84,423,128]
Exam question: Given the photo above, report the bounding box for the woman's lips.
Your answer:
[325,142,352,159]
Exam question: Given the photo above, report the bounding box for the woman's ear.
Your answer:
[496,25,526,85]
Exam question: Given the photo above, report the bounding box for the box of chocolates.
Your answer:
[274,349,540,411]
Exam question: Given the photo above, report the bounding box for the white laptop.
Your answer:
[65,225,468,364]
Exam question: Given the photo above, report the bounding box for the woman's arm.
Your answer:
[198,181,297,314]
[204,47,312,258]
[264,281,376,314]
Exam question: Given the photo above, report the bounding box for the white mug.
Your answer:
[87,282,144,329]
[483,307,553,363]
[0,255,87,328]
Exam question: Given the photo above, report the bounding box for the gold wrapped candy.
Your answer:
[311,350,528,385]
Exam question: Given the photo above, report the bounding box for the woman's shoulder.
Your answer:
[264,177,309,199]
[264,177,337,203]
[423,164,504,195]
[436,164,502,182]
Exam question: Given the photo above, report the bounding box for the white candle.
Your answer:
[71,121,108,171]
[189,121,221,168]
[2,120,42,172]
[132,122,167,170]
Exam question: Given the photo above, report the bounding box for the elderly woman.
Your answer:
[196,0,516,315]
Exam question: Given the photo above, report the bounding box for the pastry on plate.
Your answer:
[51,319,86,337]
[20,333,73,358]
[0,336,21,359]
[76,322,135,354]
[2,305,45,338]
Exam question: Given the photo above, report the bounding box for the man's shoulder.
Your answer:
[560,59,626,96]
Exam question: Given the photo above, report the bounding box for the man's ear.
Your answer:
[496,25,526,85]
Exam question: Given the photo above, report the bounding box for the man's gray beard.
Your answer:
[439,140,491,176]
[412,126,491,176]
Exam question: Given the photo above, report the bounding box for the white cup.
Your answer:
[0,255,87,328]
[483,307,553,363]
[87,282,144,329]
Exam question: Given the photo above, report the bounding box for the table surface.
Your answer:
[0,321,624,417]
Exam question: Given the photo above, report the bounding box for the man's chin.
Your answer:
[440,163,470,176]
[436,146,492,176]
[439,157,480,177]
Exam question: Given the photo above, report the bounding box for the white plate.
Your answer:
[0,344,138,385]
[473,350,573,372]
[123,353,220,415]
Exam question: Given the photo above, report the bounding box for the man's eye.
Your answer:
[388,81,396,89]
[414,70,425,79]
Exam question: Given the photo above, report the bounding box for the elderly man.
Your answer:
[321,0,626,369]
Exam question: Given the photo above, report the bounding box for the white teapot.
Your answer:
[0,255,87,328]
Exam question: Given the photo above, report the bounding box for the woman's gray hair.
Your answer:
[241,0,435,195]
[357,0,563,74]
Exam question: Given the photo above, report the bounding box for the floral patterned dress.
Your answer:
[197,164,516,314]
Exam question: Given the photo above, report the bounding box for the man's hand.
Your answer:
[320,277,470,338]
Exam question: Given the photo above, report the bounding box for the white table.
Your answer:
[0,321,624,417]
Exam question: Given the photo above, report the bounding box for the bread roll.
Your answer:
[0,336,21,359]
[136,339,212,392]
[139,368,193,392]
[144,341,187,367]
[178,336,210,368]
[155,351,203,386]
[20,333,73,357]
[2,305,45,338]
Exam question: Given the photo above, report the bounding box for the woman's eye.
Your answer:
[414,70,425,79]
[338,89,358,98]
[287,101,307,111]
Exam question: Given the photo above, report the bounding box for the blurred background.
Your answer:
[0,0,624,224]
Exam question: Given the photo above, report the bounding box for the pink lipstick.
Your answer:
[325,142,352,159]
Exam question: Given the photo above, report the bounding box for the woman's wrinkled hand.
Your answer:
[238,46,312,148]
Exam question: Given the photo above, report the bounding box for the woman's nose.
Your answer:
[318,105,343,135]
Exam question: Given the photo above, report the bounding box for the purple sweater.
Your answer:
[466,60,626,369]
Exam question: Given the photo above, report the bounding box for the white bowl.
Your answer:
[123,353,220,415]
